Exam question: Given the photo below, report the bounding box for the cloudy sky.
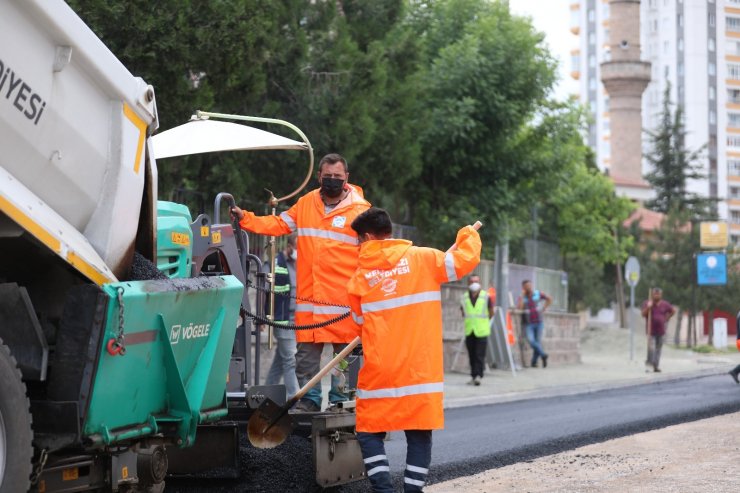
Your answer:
[509,0,575,100]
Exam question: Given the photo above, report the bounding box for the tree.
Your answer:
[644,84,716,219]
[407,0,558,249]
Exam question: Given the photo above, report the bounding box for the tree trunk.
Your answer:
[615,261,626,328]
[674,310,683,346]
[708,310,714,347]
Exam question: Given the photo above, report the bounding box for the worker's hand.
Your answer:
[646,301,653,309]
[230,206,245,221]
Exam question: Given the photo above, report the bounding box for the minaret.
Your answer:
[600,0,651,200]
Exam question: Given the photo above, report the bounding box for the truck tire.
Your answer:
[0,338,33,493]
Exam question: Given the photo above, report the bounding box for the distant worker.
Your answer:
[640,287,676,373]
[232,153,371,412]
[347,208,481,493]
[264,234,300,397]
[460,275,494,386]
[517,280,552,368]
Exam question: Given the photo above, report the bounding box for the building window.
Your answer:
[729,88,740,103]
[665,65,671,78]
[710,86,716,100]
[588,9,595,22]
[571,53,580,72]
[729,159,740,175]
[589,78,597,91]
[589,54,596,68]
[589,32,596,45]
[652,19,658,32]
[710,110,717,125]
[729,41,740,56]
[678,39,684,52]
[728,63,740,80]
[708,38,715,52]
[728,17,740,33]
[728,113,740,128]
[678,14,683,27]
[732,211,740,224]
[604,98,610,112]
[709,13,715,27]
[603,119,610,132]
[678,63,684,77]
[602,3,609,19]
[663,41,669,54]
[709,62,716,76]
[728,135,740,147]
[731,186,740,199]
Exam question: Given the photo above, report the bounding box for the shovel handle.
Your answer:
[446,221,482,254]
[291,336,361,402]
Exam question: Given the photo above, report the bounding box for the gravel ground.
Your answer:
[427,412,740,492]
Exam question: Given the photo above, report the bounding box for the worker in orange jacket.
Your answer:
[347,208,481,493]
[232,153,371,412]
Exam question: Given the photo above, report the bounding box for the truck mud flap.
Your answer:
[166,423,240,479]
[312,413,366,488]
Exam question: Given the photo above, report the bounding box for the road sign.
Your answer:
[625,256,640,287]
[700,222,728,249]
[697,253,727,286]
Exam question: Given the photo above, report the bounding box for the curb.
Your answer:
[443,365,734,410]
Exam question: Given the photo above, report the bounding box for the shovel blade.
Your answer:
[247,398,294,449]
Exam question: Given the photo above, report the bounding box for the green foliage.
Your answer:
[644,84,717,220]
[66,0,626,290]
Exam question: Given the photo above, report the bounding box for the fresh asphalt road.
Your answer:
[167,374,740,492]
[360,373,740,489]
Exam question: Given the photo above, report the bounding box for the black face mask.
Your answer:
[320,177,345,199]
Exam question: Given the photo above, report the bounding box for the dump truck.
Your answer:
[1,1,364,491]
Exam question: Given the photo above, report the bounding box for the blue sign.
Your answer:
[697,253,727,286]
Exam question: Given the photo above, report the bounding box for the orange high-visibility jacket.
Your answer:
[239,186,371,343]
[347,226,481,432]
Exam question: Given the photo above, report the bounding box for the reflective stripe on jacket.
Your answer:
[347,226,481,432]
[239,186,370,342]
[462,291,490,337]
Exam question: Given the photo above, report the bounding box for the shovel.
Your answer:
[247,336,361,449]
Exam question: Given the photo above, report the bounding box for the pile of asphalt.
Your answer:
[165,434,350,493]
[126,252,169,281]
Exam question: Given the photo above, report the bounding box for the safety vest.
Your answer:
[266,251,291,323]
[462,291,490,337]
[239,185,370,343]
[347,226,481,433]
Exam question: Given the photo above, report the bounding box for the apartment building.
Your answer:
[571,0,740,243]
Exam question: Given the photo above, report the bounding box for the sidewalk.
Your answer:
[443,326,740,409]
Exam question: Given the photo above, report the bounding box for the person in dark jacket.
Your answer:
[264,234,300,397]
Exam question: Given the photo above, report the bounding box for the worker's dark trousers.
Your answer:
[357,430,432,493]
[465,334,487,379]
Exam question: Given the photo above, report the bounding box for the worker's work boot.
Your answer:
[729,367,740,384]
[292,399,321,413]
[473,376,481,386]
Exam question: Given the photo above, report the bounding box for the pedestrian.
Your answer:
[232,153,371,412]
[347,207,481,493]
[460,275,494,386]
[517,280,552,368]
[264,234,300,397]
[640,287,676,373]
[728,311,740,383]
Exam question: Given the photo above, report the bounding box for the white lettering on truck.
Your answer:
[170,323,211,345]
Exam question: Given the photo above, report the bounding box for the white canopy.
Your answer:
[152,119,308,160]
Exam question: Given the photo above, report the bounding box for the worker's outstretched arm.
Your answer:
[231,205,297,236]
[430,225,482,284]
